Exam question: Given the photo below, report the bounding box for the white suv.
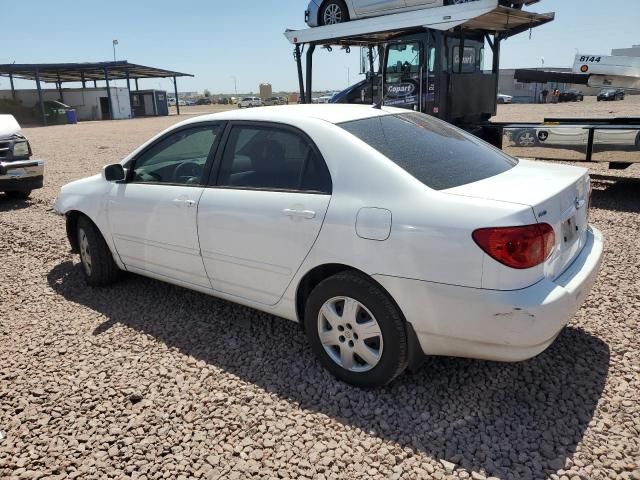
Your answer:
[238,97,263,108]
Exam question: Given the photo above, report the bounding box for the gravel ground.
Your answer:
[1,103,639,480]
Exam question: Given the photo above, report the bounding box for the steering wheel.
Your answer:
[173,161,202,184]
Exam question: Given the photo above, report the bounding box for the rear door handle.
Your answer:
[172,198,196,208]
[282,208,316,219]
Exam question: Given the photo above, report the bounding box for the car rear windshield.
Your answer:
[339,112,517,190]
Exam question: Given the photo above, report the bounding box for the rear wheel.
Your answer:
[304,272,408,388]
[77,216,120,287]
[319,0,349,25]
[6,190,31,200]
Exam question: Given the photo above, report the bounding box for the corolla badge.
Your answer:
[387,83,416,97]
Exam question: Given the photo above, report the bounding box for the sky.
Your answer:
[1,0,639,95]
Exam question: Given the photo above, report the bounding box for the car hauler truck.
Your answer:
[285,0,640,169]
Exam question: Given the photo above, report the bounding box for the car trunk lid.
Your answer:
[444,159,590,280]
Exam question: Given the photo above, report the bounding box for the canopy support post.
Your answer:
[173,76,180,115]
[81,72,86,89]
[35,70,46,126]
[56,72,64,102]
[9,73,16,101]
[104,67,114,120]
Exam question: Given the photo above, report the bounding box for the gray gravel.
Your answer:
[1,114,639,480]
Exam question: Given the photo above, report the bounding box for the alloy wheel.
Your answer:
[78,227,93,276]
[323,4,344,25]
[317,296,383,372]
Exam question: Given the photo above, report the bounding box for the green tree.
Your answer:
[203,89,211,98]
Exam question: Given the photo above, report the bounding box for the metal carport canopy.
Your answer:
[0,61,193,83]
[284,0,554,46]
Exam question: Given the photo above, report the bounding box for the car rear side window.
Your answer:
[216,125,332,193]
[339,112,517,190]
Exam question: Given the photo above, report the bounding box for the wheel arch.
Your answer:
[295,262,424,369]
[65,210,110,255]
[317,0,352,25]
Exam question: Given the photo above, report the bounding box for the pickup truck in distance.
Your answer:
[0,115,44,199]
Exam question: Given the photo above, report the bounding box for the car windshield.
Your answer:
[242,97,252,101]
[601,89,615,93]
[339,112,517,191]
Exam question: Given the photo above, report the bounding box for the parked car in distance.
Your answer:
[264,96,281,106]
[597,88,624,101]
[238,97,263,108]
[34,100,73,124]
[54,104,603,388]
[497,93,513,104]
[559,89,584,102]
[217,97,230,105]
[306,0,537,27]
[196,98,212,105]
[1,114,44,199]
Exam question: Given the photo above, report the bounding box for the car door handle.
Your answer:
[282,208,316,219]
[172,198,196,208]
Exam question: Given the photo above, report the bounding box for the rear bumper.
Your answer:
[374,226,604,362]
[0,159,44,192]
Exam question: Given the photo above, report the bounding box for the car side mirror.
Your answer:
[102,164,126,182]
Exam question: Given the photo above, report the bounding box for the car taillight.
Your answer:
[472,224,555,270]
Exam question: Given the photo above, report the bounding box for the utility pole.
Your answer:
[113,39,118,62]
[231,76,238,96]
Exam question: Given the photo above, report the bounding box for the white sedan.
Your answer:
[54,105,603,388]
[305,0,532,27]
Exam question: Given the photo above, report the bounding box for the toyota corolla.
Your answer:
[54,105,603,388]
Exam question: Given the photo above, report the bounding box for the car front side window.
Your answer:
[131,124,221,185]
[216,125,332,193]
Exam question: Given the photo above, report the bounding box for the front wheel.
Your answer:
[319,0,350,26]
[304,272,408,388]
[77,216,120,287]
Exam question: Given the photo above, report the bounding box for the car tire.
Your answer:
[77,216,120,287]
[319,0,350,26]
[6,190,32,200]
[304,271,408,388]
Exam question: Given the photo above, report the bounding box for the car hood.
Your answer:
[0,114,21,138]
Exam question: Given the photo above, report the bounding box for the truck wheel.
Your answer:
[320,0,349,25]
[77,216,120,287]
[304,271,409,388]
[6,190,32,200]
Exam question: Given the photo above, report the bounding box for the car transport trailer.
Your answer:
[285,0,640,168]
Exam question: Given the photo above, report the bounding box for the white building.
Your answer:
[0,87,132,121]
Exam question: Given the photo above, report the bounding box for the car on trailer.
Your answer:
[0,115,44,200]
[306,0,539,26]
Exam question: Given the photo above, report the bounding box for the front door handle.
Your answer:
[282,208,316,219]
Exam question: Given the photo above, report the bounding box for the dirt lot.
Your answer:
[1,101,639,480]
